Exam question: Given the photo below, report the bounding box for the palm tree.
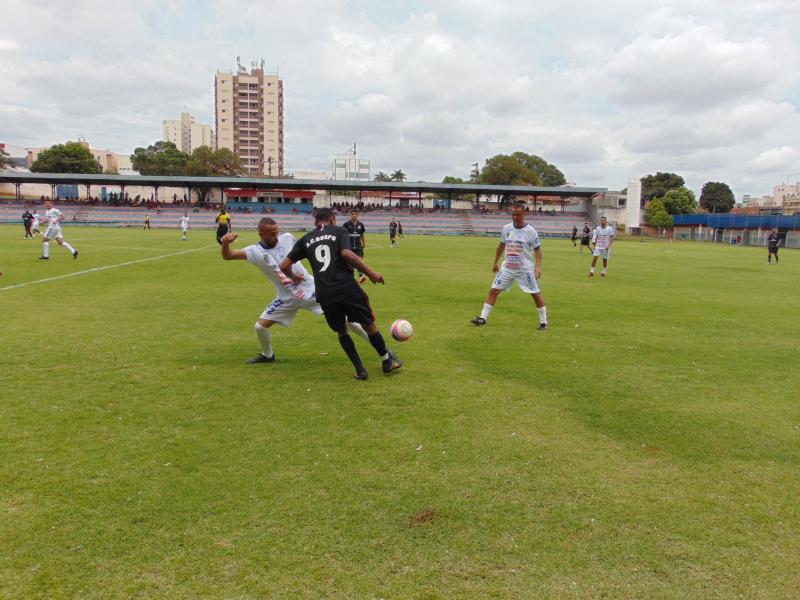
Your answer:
[374,171,391,182]
[390,169,406,182]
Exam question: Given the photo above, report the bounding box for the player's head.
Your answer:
[257,217,279,247]
[44,200,52,209]
[511,202,526,225]
[350,210,359,222]
[600,216,608,225]
[221,208,227,214]
[315,207,335,226]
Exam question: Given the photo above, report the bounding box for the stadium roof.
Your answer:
[0,172,605,198]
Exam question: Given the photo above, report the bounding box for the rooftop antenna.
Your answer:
[236,55,244,72]
[260,58,265,70]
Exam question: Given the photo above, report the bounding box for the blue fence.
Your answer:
[673,214,800,229]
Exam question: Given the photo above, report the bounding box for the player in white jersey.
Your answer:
[589,216,615,277]
[31,211,41,236]
[39,200,78,261]
[179,214,190,241]
[471,203,548,330]
[221,217,369,364]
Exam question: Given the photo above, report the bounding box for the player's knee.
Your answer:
[256,319,273,329]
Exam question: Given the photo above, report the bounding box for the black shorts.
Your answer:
[216,224,229,243]
[769,245,779,254]
[321,288,375,333]
[581,238,590,246]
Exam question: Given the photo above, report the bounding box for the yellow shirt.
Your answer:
[216,213,230,226]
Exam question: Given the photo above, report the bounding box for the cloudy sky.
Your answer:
[2,0,799,197]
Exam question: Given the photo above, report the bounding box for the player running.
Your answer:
[215,208,231,245]
[579,223,592,253]
[571,225,578,247]
[280,208,402,380]
[342,210,368,284]
[38,200,78,261]
[588,216,615,277]
[221,217,370,364]
[179,213,190,241]
[31,210,41,236]
[389,219,398,247]
[22,209,34,239]
[471,202,548,331]
[767,228,781,264]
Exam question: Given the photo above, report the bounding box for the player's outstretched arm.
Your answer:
[220,233,246,260]
[342,249,383,283]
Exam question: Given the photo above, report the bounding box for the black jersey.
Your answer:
[389,222,398,236]
[22,211,33,224]
[342,220,366,250]
[768,232,780,248]
[288,224,359,304]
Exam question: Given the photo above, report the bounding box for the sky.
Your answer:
[1,0,799,198]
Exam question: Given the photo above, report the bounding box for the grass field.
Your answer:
[2,224,799,599]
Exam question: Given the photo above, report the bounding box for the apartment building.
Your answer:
[215,59,284,176]
[163,112,215,154]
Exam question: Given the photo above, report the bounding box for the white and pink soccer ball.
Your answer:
[390,319,413,342]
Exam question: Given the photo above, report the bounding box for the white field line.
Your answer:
[0,245,215,293]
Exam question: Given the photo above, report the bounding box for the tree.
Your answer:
[373,171,391,182]
[645,199,673,228]
[699,181,735,213]
[510,152,566,186]
[0,148,14,170]
[661,186,698,215]
[478,154,542,186]
[30,141,101,174]
[640,172,685,202]
[131,141,189,176]
[390,169,406,182]
[437,176,471,201]
[185,146,242,177]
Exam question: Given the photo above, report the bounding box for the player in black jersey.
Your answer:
[22,209,34,239]
[389,219,398,247]
[342,210,368,284]
[280,208,402,380]
[767,228,781,264]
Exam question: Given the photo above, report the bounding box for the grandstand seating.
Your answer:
[0,203,590,237]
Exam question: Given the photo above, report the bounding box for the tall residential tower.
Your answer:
[163,112,215,154]
[215,58,284,176]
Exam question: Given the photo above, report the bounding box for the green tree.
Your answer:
[436,176,471,201]
[510,152,566,186]
[478,154,542,186]
[661,186,698,215]
[373,171,391,182]
[390,169,407,182]
[30,141,101,174]
[645,199,673,228]
[131,141,189,176]
[640,172,685,202]
[699,181,735,213]
[185,146,242,177]
[0,148,14,170]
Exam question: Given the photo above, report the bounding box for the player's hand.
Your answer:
[221,232,237,244]
[535,267,542,279]
[290,273,306,284]
[492,263,499,273]
[369,271,384,284]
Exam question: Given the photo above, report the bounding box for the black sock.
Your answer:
[368,331,389,358]
[338,335,365,372]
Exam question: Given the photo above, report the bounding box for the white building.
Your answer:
[163,112,215,154]
[332,153,370,181]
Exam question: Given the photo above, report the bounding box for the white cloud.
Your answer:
[748,146,798,172]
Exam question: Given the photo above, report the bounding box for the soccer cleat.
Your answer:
[354,369,369,380]
[246,353,276,364]
[73,251,78,260]
[38,256,48,260]
[382,351,403,373]
[588,271,594,277]
[600,271,606,277]
[358,274,368,284]
[470,316,487,326]
[537,322,548,331]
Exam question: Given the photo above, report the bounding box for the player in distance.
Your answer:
[471,202,548,331]
[38,200,78,261]
[589,216,615,277]
[280,208,402,380]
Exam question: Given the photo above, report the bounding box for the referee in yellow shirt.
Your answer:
[215,208,232,245]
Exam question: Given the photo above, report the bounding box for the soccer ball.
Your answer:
[390,319,413,342]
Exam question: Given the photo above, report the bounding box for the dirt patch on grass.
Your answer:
[408,509,436,527]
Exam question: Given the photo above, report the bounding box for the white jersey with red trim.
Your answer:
[500,223,541,272]
[244,232,316,301]
[592,225,615,250]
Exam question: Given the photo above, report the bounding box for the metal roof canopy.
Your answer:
[0,172,605,198]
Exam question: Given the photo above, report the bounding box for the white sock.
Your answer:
[537,306,547,324]
[480,303,494,320]
[254,322,273,358]
[43,241,49,257]
[347,321,369,341]
[62,242,75,254]
[590,267,595,273]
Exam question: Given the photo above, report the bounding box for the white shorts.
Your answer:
[43,224,63,240]
[182,228,188,233]
[491,267,541,294]
[592,247,611,259]
[260,295,323,326]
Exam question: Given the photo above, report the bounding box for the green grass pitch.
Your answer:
[1,224,799,598]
